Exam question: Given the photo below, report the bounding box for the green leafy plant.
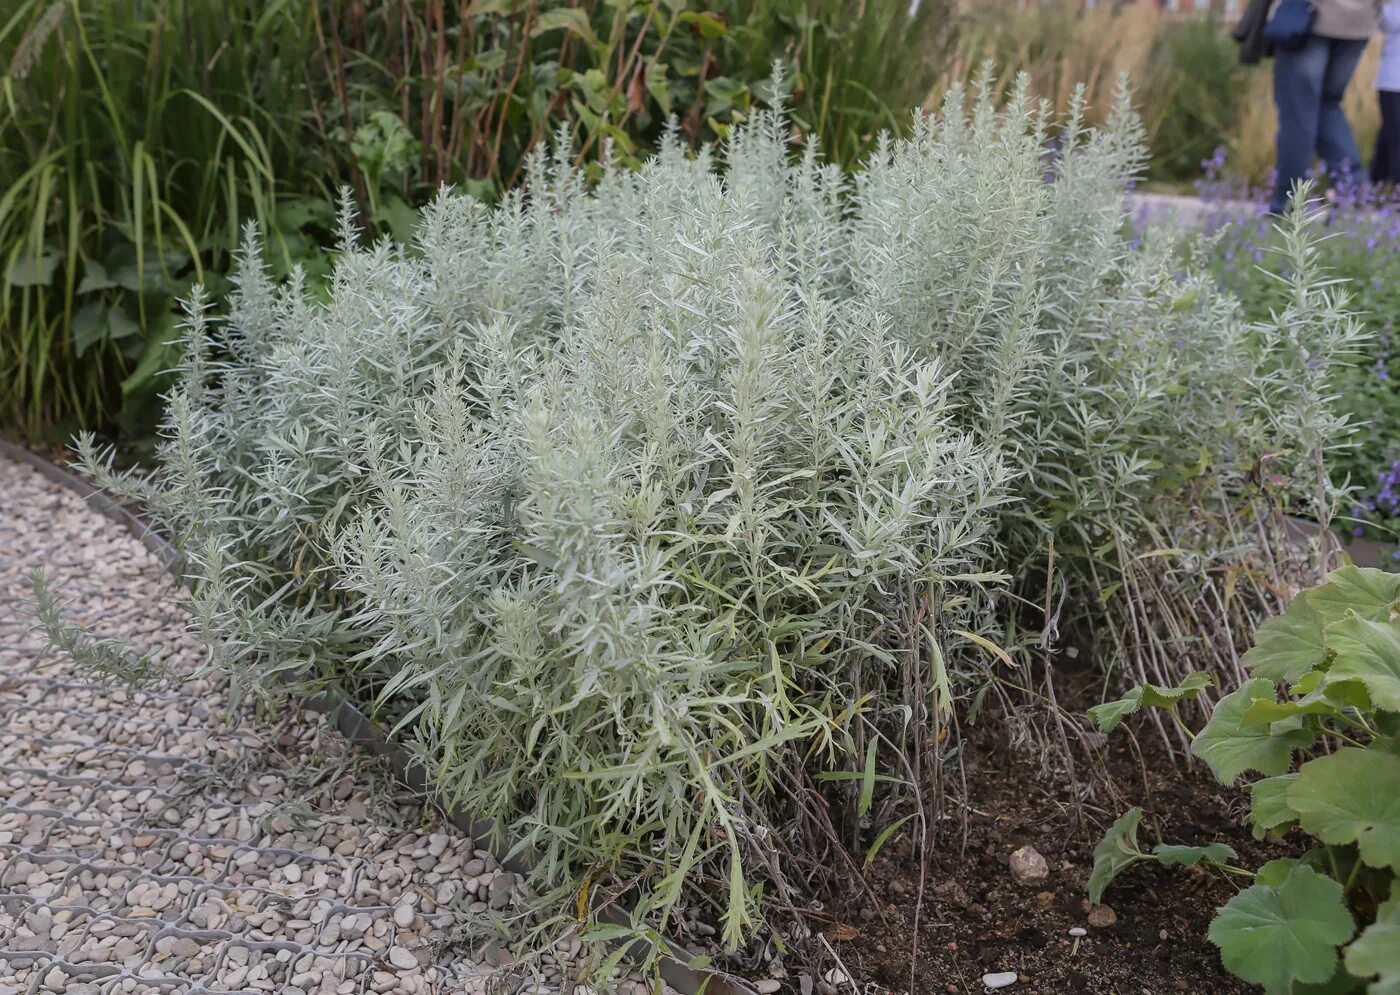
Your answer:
[0,0,955,447]
[1088,565,1400,994]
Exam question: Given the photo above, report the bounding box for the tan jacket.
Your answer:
[1315,0,1385,39]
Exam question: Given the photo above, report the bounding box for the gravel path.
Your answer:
[0,454,668,995]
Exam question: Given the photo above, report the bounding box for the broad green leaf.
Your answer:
[1295,670,1327,694]
[120,318,181,398]
[107,306,140,341]
[1242,695,1341,727]
[1088,690,1142,732]
[1344,897,1400,995]
[1139,671,1212,708]
[531,8,599,48]
[1208,865,1355,994]
[1307,567,1400,626]
[1246,594,1329,683]
[72,302,109,356]
[77,259,118,294]
[1191,678,1316,784]
[1087,807,1144,905]
[1252,775,1301,838]
[676,10,729,38]
[644,58,673,116]
[1295,964,1368,995]
[1152,841,1237,866]
[1323,616,1400,713]
[1088,673,1211,732]
[1254,857,1302,887]
[1320,677,1375,711]
[276,197,335,232]
[373,195,419,246]
[1287,748,1400,872]
[6,252,59,286]
[473,48,507,73]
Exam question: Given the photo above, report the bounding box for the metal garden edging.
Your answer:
[0,439,760,995]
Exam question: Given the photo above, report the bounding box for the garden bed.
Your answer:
[833,683,1278,995]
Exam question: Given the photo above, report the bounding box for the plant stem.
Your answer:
[1212,862,1256,878]
[1330,729,1369,750]
[1342,852,1362,894]
[1167,707,1196,742]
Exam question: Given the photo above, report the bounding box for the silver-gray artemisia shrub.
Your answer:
[81,77,1363,968]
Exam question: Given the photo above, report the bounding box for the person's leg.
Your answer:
[1378,90,1400,185]
[1315,38,1369,179]
[1372,93,1388,185]
[1271,37,1331,214]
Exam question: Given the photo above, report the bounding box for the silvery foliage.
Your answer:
[81,77,1361,959]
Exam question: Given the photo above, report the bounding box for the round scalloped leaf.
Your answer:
[1344,897,1400,995]
[1087,807,1144,905]
[1295,965,1368,995]
[1287,748,1400,872]
[1251,775,1301,839]
[1245,594,1329,683]
[1139,671,1213,708]
[1306,567,1400,626]
[1191,678,1316,784]
[1323,616,1400,713]
[1208,864,1355,994]
[1088,689,1143,732]
[1089,674,1212,732]
[1152,841,1237,867]
[1241,695,1341,728]
[1253,857,1302,887]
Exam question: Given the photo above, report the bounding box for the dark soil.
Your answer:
[829,719,1286,995]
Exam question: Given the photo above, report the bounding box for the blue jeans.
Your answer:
[1270,35,1369,214]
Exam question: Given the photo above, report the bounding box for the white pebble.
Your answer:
[982,972,1018,989]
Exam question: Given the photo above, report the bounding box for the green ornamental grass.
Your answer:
[0,0,953,444]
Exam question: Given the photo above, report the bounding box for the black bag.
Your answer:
[1263,0,1318,51]
[1231,0,1274,65]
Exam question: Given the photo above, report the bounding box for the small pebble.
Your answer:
[982,972,1018,990]
[1008,845,1049,886]
[1088,904,1118,928]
